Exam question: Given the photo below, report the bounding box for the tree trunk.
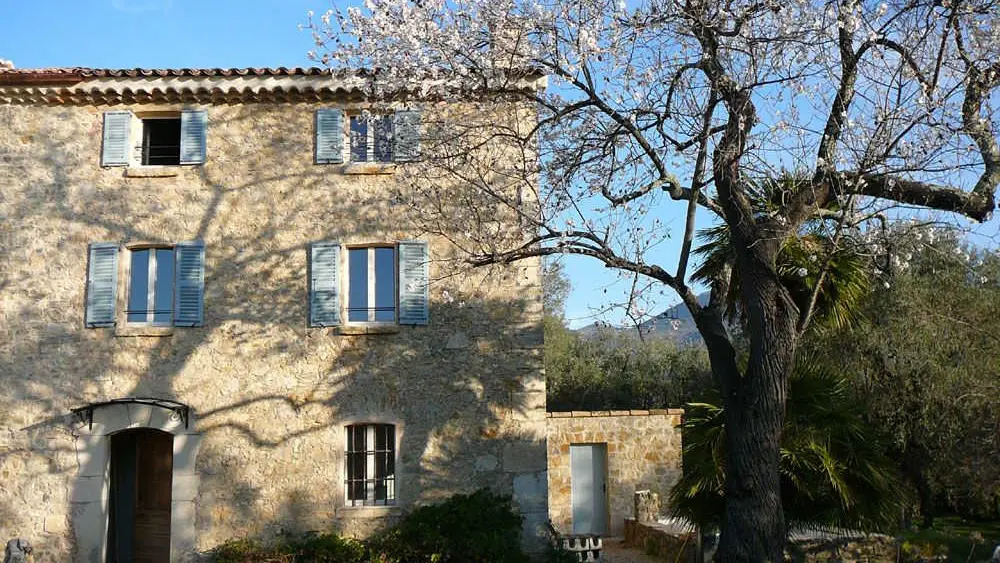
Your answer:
[693,263,798,562]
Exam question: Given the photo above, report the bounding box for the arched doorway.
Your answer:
[70,398,200,562]
[107,429,173,563]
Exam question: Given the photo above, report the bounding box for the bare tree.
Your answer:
[307,0,1000,559]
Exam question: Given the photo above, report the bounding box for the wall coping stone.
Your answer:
[546,409,683,418]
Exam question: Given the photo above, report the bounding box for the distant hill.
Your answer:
[575,292,711,346]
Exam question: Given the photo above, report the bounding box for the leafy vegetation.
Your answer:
[803,230,1000,524]
[213,490,543,563]
[669,354,905,532]
[544,315,713,411]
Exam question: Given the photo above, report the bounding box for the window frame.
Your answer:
[124,245,175,327]
[344,243,398,326]
[343,422,399,508]
[348,113,394,164]
[140,116,183,166]
[113,243,181,337]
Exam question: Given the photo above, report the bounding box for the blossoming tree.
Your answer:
[307,0,1000,559]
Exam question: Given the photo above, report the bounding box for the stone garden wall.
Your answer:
[546,410,683,537]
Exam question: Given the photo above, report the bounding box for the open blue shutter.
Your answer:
[101,111,131,167]
[310,242,341,326]
[173,241,205,326]
[179,109,207,165]
[398,240,429,325]
[315,109,345,164]
[392,110,421,162]
[85,243,119,327]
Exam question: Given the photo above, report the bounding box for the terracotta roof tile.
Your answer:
[0,67,331,78]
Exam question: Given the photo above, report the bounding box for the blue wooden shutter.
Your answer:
[101,111,131,167]
[392,109,421,162]
[179,109,207,165]
[310,242,341,326]
[86,243,119,327]
[173,241,205,326]
[315,109,345,164]
[398,240,429,325]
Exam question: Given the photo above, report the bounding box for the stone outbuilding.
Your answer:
[546,410,683,538]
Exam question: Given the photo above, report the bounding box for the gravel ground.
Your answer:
[597,537,666,563]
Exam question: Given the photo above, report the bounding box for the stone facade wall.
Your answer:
[0,98,546,561]
[546,410,683,537]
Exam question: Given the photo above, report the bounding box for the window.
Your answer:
[347,246,396,323]
[350,115,394,163]
[308,240,428,328]
[345,424,396,507]
[101,110,207,167]
[142,118,182,166]
[85,241,205,330]
[126,248,177,325]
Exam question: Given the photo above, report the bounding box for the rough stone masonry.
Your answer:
[0,67,547,562]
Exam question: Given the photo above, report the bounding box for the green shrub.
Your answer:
[212,533,367,563]
[371,490,529,563]
[213,489,532,563]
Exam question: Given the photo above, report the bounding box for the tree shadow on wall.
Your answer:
[0,105,545,558]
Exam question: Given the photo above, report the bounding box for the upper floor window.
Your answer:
[345,423,396,507]
[85,241,205,330]
[101,110,207,168]
[350,115,394,163]
[309,241,429,328]
[142,117,182,166]
[315,108,421,166]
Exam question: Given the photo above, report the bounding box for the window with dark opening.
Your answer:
[142,118,182,166]
[345,423,396,506]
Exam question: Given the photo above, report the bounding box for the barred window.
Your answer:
[345,424,396,506]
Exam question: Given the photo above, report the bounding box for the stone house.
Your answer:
[0,66,547,562]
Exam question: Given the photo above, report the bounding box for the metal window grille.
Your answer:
[142,118,182,166]
[345,424,396,506]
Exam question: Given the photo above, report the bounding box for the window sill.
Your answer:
[341,163,397,175]
[115,325,175,337]
[125,166,181,178]
[339,505,401,518]
[337,324,401,335]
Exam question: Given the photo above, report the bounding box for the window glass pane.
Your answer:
[128,250,150,323]
[350,117,368,162]
[153,249,174,324]
[373,116,393,163]
[348,249,369,322]
[346,426,366,503]
[374,248,396,322]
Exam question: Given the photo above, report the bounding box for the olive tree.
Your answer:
[306,0,1000,559]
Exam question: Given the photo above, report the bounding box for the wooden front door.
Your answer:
[108,429,173,563]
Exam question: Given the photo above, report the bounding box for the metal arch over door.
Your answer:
[108,429,173,563]
[570,443,608,535]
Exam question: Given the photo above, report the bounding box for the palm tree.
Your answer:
[670,353,906,533]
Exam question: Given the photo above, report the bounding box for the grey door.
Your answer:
[570,443,608,534]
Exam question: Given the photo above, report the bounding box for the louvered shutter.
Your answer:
[85,243,119,327]
[392,110,421,162]
[310,242,341,326]
[315,109,345,164]
[173,241,205,326]
[398,240,429,325]
[101,111,132,167]
[179,109,207,165]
